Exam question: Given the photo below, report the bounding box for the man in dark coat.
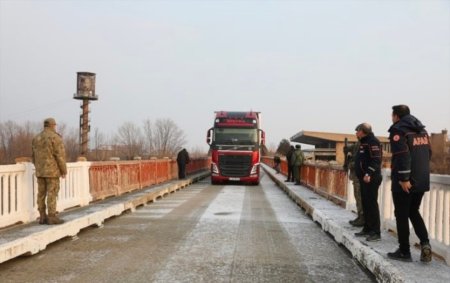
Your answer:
[387,105,432,262]
[353,123,382,242]
[177,148,190,179]
[285,145,295,182]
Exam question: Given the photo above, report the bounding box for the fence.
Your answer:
[0,157,210,229]
[262,156,450,265]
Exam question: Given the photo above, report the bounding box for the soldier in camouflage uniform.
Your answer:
[32,118,67,225]
[291,144,305,185]
[344,141,365,227]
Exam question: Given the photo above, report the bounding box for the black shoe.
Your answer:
[349,219,365,227]
[420,243,432,262]
[354,230,370,237]
[284,179,290,182]
[387,249,412,262]
[294,182,301,185]
[366,233,381,242]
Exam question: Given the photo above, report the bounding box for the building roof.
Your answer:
[290,130,389,146]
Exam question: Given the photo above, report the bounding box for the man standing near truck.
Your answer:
[177,148,190,179]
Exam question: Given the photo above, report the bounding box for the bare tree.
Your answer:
[0,117,189,164]
[15,121,39,160]
[0,121,21,164]
[142,119,153,157]
[266,142,278,155]
[0,120,40,164]
[152,118,186,157]
[0,121,16,164]
[91,127,107,161]
[63,126,80,162]
[189,145,208,158]
[114,121,145,160]
[276,139,291,156]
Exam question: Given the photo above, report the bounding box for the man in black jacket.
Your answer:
[177,148,190,179]
[387,105,432,262]
[285,145,295,182]
[353,123,383,242]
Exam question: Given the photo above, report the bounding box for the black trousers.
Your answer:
[392,191,429,253]
[178,162,186,179]
[287,165,294,181]
[360,175,382,234]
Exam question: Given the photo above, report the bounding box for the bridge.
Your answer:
[0,157,449,282]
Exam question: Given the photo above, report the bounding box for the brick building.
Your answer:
[291,129,449,174]
[290,130,391,165]
[430,129,450,174]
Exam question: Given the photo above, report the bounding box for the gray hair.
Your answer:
[355,123,372,134]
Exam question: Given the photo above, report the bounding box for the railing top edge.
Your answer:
[0,163,27,173]
[430,174,450,185]
[89,157,208,166]
[67,161,92,167]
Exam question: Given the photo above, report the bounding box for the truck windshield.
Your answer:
[214,128,258,145]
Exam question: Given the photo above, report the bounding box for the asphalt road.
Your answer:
[0,172,375,283]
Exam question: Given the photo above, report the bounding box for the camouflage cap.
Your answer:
[44,118,56,127]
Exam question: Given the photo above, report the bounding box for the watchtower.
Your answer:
[73,72,98,157]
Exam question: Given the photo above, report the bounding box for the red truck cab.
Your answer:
[206,111,265,185]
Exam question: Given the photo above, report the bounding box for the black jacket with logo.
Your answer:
[354,133,382,180]
[388,114,431,193]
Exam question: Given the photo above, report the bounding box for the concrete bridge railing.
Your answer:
[262,156,450,265]
[0,157,210,229]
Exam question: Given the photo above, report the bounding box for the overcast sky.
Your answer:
[1,0,449,152]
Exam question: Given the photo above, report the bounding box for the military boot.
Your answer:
[47,214,64,225]
[420,243,432,262]
[38,211,48,225]
[349,217,365,227]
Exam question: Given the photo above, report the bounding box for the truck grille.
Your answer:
[218,155,252,177]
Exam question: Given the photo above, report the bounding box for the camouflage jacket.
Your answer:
[347,141,360,180]
[32,128,67,177]
[291,149,305,166]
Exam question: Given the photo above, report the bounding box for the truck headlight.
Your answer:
[211,163,219,174]
[250,163,259,175]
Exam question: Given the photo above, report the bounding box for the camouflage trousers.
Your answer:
[37,177,60,215]
[352,177,364,220]
[293,165,301,183]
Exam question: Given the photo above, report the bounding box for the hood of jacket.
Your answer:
[389,114,426,133]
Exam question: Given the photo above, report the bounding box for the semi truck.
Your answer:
[206,111,265,185]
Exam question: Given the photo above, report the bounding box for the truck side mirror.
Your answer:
[206,128,213,145]
[260,130,265,145]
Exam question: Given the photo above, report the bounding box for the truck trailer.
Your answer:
[206,111,265,185]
